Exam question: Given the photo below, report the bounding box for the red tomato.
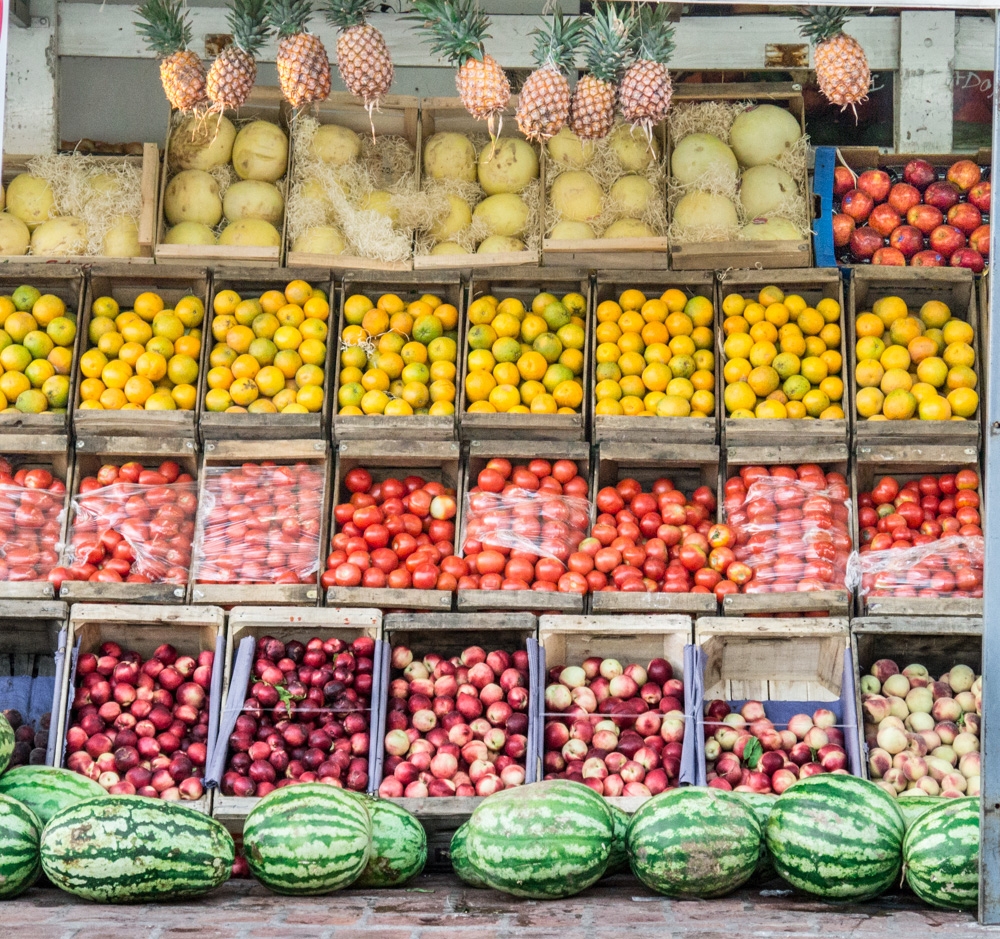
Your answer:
[387,567,412,589]
[475,551,507,576]
[562,476,589,498]
[678,544,706,572]
[534,557,565,584]
[956,469,979,490]
[485,459,512,479]
[344,468,372,493]
[597,487,625,515]
[552,460,578,484]
[411,564,439,590]
[567,552,594,575]
[557,571,588,594]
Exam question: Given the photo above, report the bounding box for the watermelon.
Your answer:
[897,794,947,831]
[464,779,613,899]
[0,794,41,898]
[0,766,106,827]
[903,796,979,911]
[0,715,13,775]
[243,783,371,895]
[627,788,761,898]
[766,775,904,900]
[736,791,778,884]
[450,823,488,889]
[41,795,233,903]
[354,800,426,888]
[606,805,630,875]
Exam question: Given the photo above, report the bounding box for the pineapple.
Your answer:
[269,0,332,108]
[206,0,268,111]
[568,5,632,142]
[618,4,676,137]
[408,0,510,141]
[135,0,207,112]
[515,11,585,143]
[796,6,871,116]
[324,0,393,117]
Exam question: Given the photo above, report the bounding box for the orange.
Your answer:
[344,294,373,325]
[641,299,668,324]
[764,303,790,327]
[883,388,917,420]
[234,299,262,326]
[749,321,778,344]
[856,336,885,362]
[205,387,233,412]
[723,315,749,336]
[465,371,496,403]
[120,319,153,346]
[943,319,974,346]
[881,367,912,394]
[134,292,164,322]
[724,357,752,385]
[596,300,623,323]
[619,311,645,335]
[596,398,624,416]
[755,399,787,419]
[517,351,547,381]
[947,365,977,390]
[135,351,167,382]
[377,293,405,314]
[691,389,715,414]
[722,293,745,317]
[31,294,65,326]
[873,296,908,327]
[207,366,234,390]
[226,325,255,354]
[724,333,753,361]
[919,300,952,329]
[947,387,979,418]
[918,395,952,421]
[819,323,841,349]
[943,342,975,369]
[642,362,671,392]
[856,386,884,418]
[284,280,313,306]
[724,382,756,414]
[79,377,105,402]
[691,369,714,392]
[529,393,557,414]
[856,312,885,338]
[758,285,785,305]
[620,395,645,416]
[665,312,693,337]
[817,298,841,323]
[747,366,780,397]
[619,289,645,311]
[230,377,259,407]
[174,295,205,328]
[685,296,714,328]
[802,388,830,418]
[304,296,330,322]
[79,349,108,379]
[260,290,287,315]
[748,341,776,368]
[888,317,924,347]
[277,304,305,328]
[796,308,824,336]
[99,387,127,409]
[296,384,325,412]
[174,335,201,358]
[101,359,133,390]
[434,304,459,330]
[915,356,947,388]
[657,395,691,417]
[855,360,884,388]
[274,326,303,351]
[231,354,261,380]
[641,321,668,346]
[124,375,155,405]
[619,375,646,398]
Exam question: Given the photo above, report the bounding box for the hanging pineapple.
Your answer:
[796,6,871,117]
[618,4,676,138]
[135,0,207,112]
[205,0,269,111]
[568,4,632,142]
[407,0,510,142]
[325,0,394,118]
[269,0,332,108]
[515,11,586,143]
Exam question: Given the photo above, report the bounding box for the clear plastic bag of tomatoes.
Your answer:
[193,462,324,585]
[851,534,984,599]
[722,466,853,594]
[0,464,66,583]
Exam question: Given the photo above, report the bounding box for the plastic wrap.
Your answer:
[0,476,66,583]
[852,535,984,598]
[193,462,324,585]
[723,468,852,594]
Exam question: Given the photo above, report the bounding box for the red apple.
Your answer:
[929,224,966,258]
[910,249,946,267]
[949,247,985,273]
[906,203,944,235]
[850,226,884,260]
[887,182,922,214]
[832,213,855,248]
[968,181,991,213]
[888,224,923,258]
[872,247,907,266]
[833,166,856,197]
[904,159,937,190]
[947,203,983,236]
[969,224,990,257]
[857,169,892,203]
[946,159,982,193]
[924,181,962,212]
[868,203,901,237]
[842,189,874,223]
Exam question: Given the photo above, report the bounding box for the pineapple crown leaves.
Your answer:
[627,3,676,67]
[266,0,317,39]
[581,3,634,84]
[795,5,852,43]
[135,0,194,57]
[529,10,586,74]
[405,0,493,67]
[227,0,270,53]
[323,0,379,31]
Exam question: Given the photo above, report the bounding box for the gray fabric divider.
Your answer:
[366,638,390,794]
[204,632,225,783]
[526,637,540,784]
[205,636,255,788]
[45,627,68,766]
[680,644,703,786]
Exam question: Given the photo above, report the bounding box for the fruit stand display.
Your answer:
[73,265,210,441]
[56,602,225,814]
[324,439,461,611]
[332,272,462,441]
[591,272,717,445]
[209,605,382,833]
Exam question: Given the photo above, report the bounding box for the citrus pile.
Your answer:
[206,279,328,415]
[464,291,587,415]
[854,296,978,422]
[722,286,845,420]
[336,292,459,417]
[0,286,76,414]
[78,293,202,412]
[594,288,715,418]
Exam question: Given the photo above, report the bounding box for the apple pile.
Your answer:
[221,634,374,798]
[704,700,849,793]
[863,658,981,799]
[858,470,983,599]
[833,158,989,270]
[460,458,591,595]
[377,644,530,798]
[542,656,684,797]
[723,464,852,595]
[0,459,66,585]
[322,466,463,592]
[53,460,197,589]
[4,709,50,766]
[64,642,212,801]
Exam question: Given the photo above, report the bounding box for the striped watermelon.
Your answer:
[627,788,761,898]
[606,804,630,875]
[0,794,41,898]
[464,780,613,899]
[903,796,979,911]
[0,715,12,775]
[243,784,372,895]
[736,791,778,884]
[354,800,426,888]
[766,775,904,900]
[897,794,947,831]
[41,795,233,903]
[0,766,106,826]
[450,823,488,889]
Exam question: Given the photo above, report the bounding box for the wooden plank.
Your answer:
[456,591,583,614]
[726,444,849,466]
[589,592,717,615]
[326,587,452,611]
[722,590,851,617]
[60,582,188,604]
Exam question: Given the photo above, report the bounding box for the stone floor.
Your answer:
[1,874,990,939]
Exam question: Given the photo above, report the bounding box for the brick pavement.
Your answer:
[3,874,992,938]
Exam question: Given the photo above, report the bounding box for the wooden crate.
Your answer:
[2,146,158,264]
[0,265,86,438]
[380,611,537,868]
[201,268,336,441]
[211,605,382,833]
[332,271,461,442]
[459,271,591,441]
[853,443,982,618]
[849,267,981,448]
[692,616,861,782]
[589,441,720,616]
[0,435,72,600]
[285,93,420,272]
[413,97,541,271]
[58,603,225,814]
[189,439,329,608]
[541,122,668,270]
[717,268,849,449]
[73,263,210,441]
[0,600,69,767]
[456,440,590,614]
[155,89,286,267]
[667,84,811,271]
[59,436,197,604]
[325,439,461,612]
[978,272,989,448]
[590,271,718,445]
